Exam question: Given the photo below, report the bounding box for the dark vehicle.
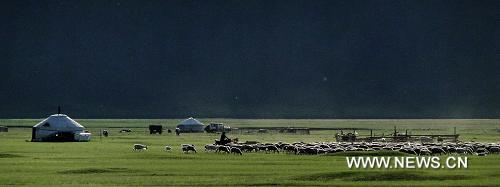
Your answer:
[149,125,163,134]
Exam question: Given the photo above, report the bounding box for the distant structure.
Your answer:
[176,117,204,132]
[31,108,91,142]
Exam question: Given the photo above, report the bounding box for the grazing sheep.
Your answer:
[476,148,489,155]
[256,145,267,152]
[399,148,417,155]
[478,152,487,156]
[217,146,231,154]
[241,145,255,152]
[164,145,172,151]
[199,141,499,157]
[419,148,432,156]
[430,147,446,155]
[298,147,318,155]
[231,147,243,155]
[182,145,197,153]
[488,147,500,154]
[455,147,468,154]
[205,144,219,152]
[284,145,298,154]
[133,144,148,151]
[266,145,279,153]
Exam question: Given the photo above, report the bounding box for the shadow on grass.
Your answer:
[297,171,472,181]
[128,154,198,160]
[58,167,132,174]
[242,183,279,186]
[0,153,22,158]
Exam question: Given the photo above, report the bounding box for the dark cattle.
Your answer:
[102,130,109,137]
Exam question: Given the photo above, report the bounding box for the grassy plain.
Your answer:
[0,119,499,186]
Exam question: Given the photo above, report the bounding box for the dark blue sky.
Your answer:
[1,0,498,118]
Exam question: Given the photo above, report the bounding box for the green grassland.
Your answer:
[1,119,499,186]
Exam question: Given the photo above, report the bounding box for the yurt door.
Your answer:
[31,127,36,141]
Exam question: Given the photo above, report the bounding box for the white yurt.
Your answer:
[32,114,91,142]
[176,117,204,132]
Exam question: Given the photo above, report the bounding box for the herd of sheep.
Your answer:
[133,141,500,156]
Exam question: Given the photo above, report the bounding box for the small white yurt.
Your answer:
[32,113,91,142]
[176,117,204,132]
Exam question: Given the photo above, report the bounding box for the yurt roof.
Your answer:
[34,114,85,130]
[179,117,204,126]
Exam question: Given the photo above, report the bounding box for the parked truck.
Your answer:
[204,123,231,133]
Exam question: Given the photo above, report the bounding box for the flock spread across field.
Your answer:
[131,141,500,156]
[1,119,500,186]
